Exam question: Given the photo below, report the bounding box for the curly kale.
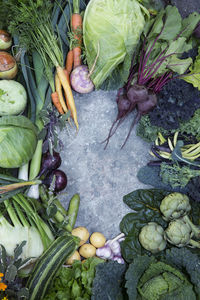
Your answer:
[136,115,170,142]
[160,162,200,188]
[149,78,200,130]
[180,109,200,141]
[91,261,127,300]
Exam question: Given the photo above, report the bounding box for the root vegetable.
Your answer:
[127,84,148,104]
[0,30,12,50]
[66,250,81,265]
[42,169,67,192]
[72,226,90,246]
[90,232,106,248]
[0,51,17,79]
[70,65,94,94]
[79,243,96,258]
[40,151,61,176]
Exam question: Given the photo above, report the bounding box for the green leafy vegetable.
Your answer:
[83,0,149,89]
[141,7,200,79]
[160,162,200,188]
[165,247,200,298]
[125,253,197,300]
[183,46,200,90]
[43,257,104,300]
[0,115,38,168]
[91,260,127,300]
[0,243,30,300]
[120,189,168,262]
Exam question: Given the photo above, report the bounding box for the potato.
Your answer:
[90,232,106,248]
[79,243,96,258]
[72,227,90,246]
[66,250,81,265]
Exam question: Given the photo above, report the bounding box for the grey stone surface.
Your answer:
[59,90,151,239]
[170,0,200,17]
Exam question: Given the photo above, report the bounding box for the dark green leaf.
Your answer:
[171,140,200,167]
[17,287,29,299]
[165,248,200,298]
[0,245,7,273]
[125,256,155,300]
[14,241,27,261]
[46,204,58,218]
[123,188,168,211]
[5,264,17,282]
[38,128,47,140]
[91,261,127,300]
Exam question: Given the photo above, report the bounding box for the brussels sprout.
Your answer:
[165,219,200,248]
[0,115,37,168]
[160,192,200,239]
[139,222,167,253]
[0,80,27,116]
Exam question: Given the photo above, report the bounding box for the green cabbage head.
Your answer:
[83,0,149,89]
[0,115,37,168]
[125,255,197,300]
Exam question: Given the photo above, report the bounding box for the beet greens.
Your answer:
[103,5,200,148]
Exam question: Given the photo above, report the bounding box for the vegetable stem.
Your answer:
[29,140,43,180]
[189,239,200,248]
[73,0,80,14]
[183,215,200,239]
[4,199,21,227]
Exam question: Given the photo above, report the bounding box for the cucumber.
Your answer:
[27,234,79,300]
[66,193,80,232]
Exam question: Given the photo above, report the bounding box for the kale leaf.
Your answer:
[149,78,200,130]
[91,261,127,300]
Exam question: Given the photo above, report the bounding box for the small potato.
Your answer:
[72,227,90,246]
[66,250,81,265]
[79,243,96,258]
[90,232,106,248]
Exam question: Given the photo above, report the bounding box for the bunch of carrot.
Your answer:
[51,0,83,128]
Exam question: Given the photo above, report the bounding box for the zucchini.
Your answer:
[27,234,79,300]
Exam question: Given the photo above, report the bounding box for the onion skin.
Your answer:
[70,65,94,94]
[0,51,18,79]
[0,30,12,50]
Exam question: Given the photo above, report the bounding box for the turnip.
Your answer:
[70,65,94,94]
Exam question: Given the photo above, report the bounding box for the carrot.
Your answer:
[65,49,74,74]
[63,69,72,113]
[55,73,68,113]
[71,2,82,68]
[51,91,64,114]
[56,66,79,130]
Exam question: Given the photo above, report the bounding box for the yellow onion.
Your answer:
[0,30,12,50]
[0,51,18,79]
